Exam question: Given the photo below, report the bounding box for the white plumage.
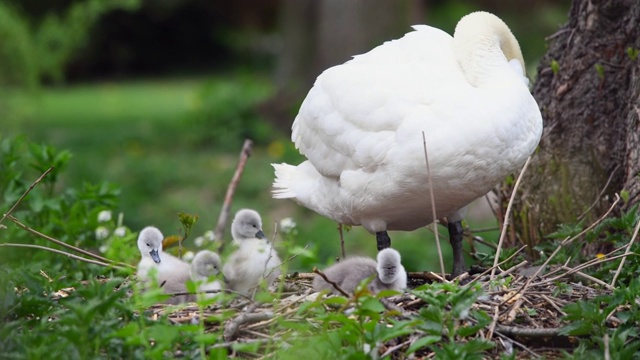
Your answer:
[272,11,542,277]
[223,209,282,297]
[313,248,407,295]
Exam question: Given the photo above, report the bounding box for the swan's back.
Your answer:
[273,12,542,233]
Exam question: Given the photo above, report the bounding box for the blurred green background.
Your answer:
[0,0,570,273]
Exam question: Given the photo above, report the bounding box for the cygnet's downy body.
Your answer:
[313,248,407,295]
[136,226,192,304]
[190,250,224,299]
[223,209,282,297]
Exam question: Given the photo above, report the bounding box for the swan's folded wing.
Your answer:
[291,25,463,178]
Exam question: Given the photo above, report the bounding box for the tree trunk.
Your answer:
[502,0,640,254]
[265,0,423,133]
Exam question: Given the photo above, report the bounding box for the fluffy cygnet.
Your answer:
[223,209,282,297]
[313,248,407,295]
[136,226,192,304]
[190,250,224,299]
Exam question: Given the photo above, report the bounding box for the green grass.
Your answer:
[3,75,499,272]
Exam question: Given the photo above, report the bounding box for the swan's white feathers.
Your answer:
[272,12,542,234]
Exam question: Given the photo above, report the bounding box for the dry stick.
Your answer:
[532,252,633,288]
[577,164,619,221]
[0,167,54,225]
[0,243,127,270]
[491,156,532,281]
[215,139,253,253]
[223,303,272,341]
[501,194,621,307]
[337,223,346,259]
[494,324,560,337]
[465,245,527,288]
[422,132,445,279]
[561,265,614,290]
[611,212,640,287]
[7,215,135,269]
[312,267,350,297]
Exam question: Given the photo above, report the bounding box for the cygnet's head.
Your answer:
[191,250,222,279]
[231,209,266,240]
[376,248,405,284]
[137,226,164,264]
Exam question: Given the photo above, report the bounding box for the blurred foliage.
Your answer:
[186,75,276,150]
[0,134,123,273]
[0,0,140,88]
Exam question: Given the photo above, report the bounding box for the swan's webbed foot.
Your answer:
[376,231,391,251]
[448,220,466,278]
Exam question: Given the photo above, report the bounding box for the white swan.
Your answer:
[223,209,282,297]
[272,11,543,277]
[313,248,407,295]
[136,226,192,304]
[190,250,224,299]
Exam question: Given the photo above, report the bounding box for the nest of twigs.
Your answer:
[147,264,615,359]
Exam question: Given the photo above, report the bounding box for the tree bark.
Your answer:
[502,0,640,254]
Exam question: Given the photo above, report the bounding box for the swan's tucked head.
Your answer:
[376,248,404,284]
[191,250,222,279]
[231,209,266,241]
[453,11,526,86]
[137,226,163,264]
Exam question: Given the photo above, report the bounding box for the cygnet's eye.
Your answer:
[146,243,150,247]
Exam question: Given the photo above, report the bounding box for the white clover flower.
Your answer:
[182,251,195,262]
[114,226,126,237]
[99,245,109,253]
[279,217,297,233]
[95,226,109,240]
[194,236,205,248]
[97,210,112,223]
[204,230,216,241]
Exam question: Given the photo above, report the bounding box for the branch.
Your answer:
[312,267,350,297]
[0,167,54,225]
[611,211,640,287]
[491,156,532,281]
[216,139,253,253]
[7,215,134,269]
[422,132,446,280]
[223,303,273,341]
[0,243,127,270]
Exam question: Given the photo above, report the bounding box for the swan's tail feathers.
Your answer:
[377,248,407,288]
[272,163,297,199]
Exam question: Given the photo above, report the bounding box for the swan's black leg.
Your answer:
[376,231,391,251]
[448,220,466,278]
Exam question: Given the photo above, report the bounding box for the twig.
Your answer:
[422,132,445,279]
[604,334,611,360]
[494,324,561,337]
[486,306,499,339]
[0,167,54,225]
[337,223,346,259]
[0,243,127,270]
[380,338,413,358]
[577,164,619,221]
[312,267,350,297]
[491,156,532,281]
[501,194,621,306]
[540,294,567,316]
[611,211,640,287]
[223,303,272,341]
[6,215,135,269]
[466,245,527,288]
[216,139,253,253]
[560,265,614,290]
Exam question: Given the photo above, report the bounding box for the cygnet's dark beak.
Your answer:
[150,249,161,263]
[222,274,229,284]
[255,230,266,239]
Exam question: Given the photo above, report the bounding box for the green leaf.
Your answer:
[406,335,440,354]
